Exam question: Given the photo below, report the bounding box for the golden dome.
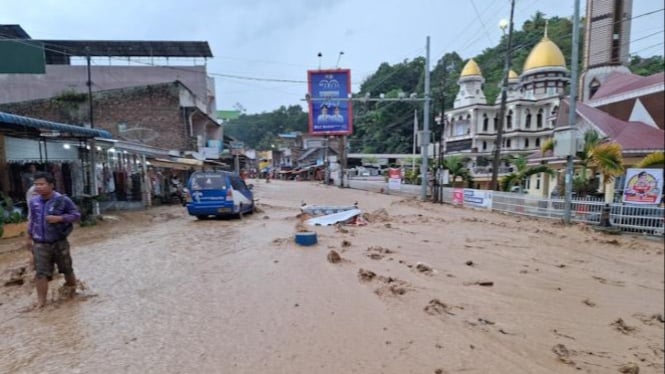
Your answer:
[460,59,482,77]
[523,36,566,72]
[508,69,518,79]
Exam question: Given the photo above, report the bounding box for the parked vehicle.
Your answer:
[183,171,254,219]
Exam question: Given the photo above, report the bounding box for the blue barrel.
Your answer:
[295,231,318,246]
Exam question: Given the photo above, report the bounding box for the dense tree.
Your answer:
[223,105,308,150]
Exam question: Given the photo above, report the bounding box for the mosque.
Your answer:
[442,27,568,193]
[442,0,664,199]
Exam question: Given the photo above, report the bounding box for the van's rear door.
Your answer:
[188,173,233,213]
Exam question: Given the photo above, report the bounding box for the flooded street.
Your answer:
[1,180,664,373]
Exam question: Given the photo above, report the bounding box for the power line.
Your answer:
[470,0,497,45]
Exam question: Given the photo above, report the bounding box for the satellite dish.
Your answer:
[119,126,159,144]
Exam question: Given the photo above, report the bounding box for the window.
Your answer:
[589,78,601,98]
[525,138,530,148]
[483,114,489,132]
[493,116,498,131]
[536,174,541,190]
[482,141,487,150]
[525,109,532,128]
[537,109,543,128]
[535,138,541,147]
[506,110,513,129]
[506,139,511,148]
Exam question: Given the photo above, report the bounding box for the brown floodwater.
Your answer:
[2,180,663,373]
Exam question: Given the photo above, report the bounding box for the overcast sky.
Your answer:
[2,0,663,114]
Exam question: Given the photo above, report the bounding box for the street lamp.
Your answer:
[490,0,515,191]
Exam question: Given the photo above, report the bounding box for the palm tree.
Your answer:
[541,130,624,196]
[589,141,624,195]
[443,155,471,186]
[635,151,664,168]
[500,154,554,192]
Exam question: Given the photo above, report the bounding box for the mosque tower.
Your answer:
[454,59,487,108]
[580,0,633,101]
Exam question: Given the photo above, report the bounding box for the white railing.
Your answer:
[436,187,663,236]
[345,178,664,236]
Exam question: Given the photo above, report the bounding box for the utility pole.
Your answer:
[412,109,418,171]
[86,48,99,214]
[436,55,447,203]
[421,36,431,201]
[339,135,346,187]
[490,0,515,191]
[564,0,581,224]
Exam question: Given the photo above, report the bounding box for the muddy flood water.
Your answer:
[1,180,664,374]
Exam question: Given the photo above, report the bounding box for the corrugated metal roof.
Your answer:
[0,111,112,139]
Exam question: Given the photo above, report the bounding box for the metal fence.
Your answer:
[346,179,664,237]
[436,187,664,236]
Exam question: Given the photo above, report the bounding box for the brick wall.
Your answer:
[0,82,193,152]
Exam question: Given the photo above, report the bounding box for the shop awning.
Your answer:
[149,158,204,171]
[0,111,113,139]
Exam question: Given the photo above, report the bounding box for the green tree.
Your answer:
[223,105,308,150]
[635,151,664,168]
[541,130,624,196]
[500,154,554,192]
[629,56,665,76]
[443,155,472,186]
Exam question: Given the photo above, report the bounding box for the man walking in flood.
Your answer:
[26,171,81,308]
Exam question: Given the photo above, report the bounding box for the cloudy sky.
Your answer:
[2,0,663,114]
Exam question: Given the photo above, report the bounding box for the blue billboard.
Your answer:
[307,69,353,136]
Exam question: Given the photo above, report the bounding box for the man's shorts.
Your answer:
[32,240,73,279]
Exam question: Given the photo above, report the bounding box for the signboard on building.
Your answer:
[622,168,663,205]
[445,139,473,153]
[230,141,244,156]
[0,40,45,74]
[307,69,353,136]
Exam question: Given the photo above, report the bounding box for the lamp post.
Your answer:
[490,0,515,191]
[563,0,581,224]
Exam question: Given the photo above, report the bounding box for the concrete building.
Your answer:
[0,81,222,155]
[0,25,216,116]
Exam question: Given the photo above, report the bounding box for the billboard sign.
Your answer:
[463,188,493,209]
[388,168,401,190]
[622,168,663,204]
[307,69,353,136]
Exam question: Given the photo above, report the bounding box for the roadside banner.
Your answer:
[622,168,663,204]
[307,69,353,136]
[453,188,464,206]
[463,188,493,209]
[388,168,401,190]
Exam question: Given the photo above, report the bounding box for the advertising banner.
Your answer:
[453,188,464,206]
[307,69,353,136]
[388,168,401,190]
[463,188,493,209]
[622,168,663,204]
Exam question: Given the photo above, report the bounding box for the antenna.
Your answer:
[317,52,322,70]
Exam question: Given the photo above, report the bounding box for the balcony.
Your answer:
[472,166,513,175]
